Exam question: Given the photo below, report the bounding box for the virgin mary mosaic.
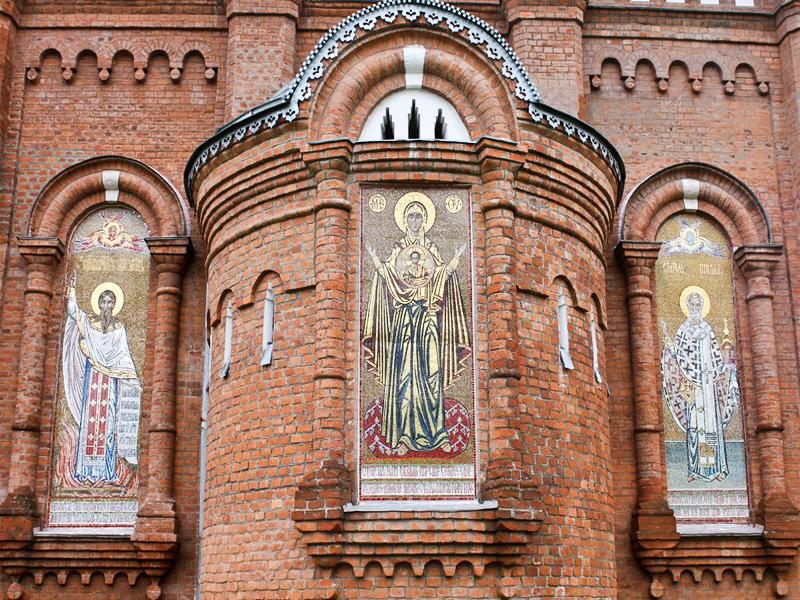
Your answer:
[359,189,477,500]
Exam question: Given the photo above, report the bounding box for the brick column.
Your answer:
[133,237,191,544]
[0,237,63,540]
[733,245,800,537]
[616,241,678,547]
[224,0,299,119]
[294,140,353,520]
[476,139,539,519]
[501,0,587,117]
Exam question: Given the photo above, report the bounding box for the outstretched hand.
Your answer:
[68,271,77,288]
[454,243,468,258]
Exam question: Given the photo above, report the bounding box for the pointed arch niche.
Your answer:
[0,156,192,600]
[616,163,800,598]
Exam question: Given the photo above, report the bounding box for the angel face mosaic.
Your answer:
[47,208,150,528]
[656,214,749,523]
[359,189,477,501]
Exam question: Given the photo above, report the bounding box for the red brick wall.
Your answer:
[2,1,800,599]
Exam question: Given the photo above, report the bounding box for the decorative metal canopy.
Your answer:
[185,0,624,199]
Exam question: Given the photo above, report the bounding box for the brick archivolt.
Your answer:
[308,29,519,142]
[28,156,189,240]
[24,38,218,82]
[619,162,770,246]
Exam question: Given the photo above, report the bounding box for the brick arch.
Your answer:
[618,163,770,247]
[308,27,518,142]
[28,155,189,241]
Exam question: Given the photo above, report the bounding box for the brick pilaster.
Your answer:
[476,138,538,514]
[616,240,678,547]
[294,139,353,519]
[734,245,800,536]
[0,237,63,540]
[133,237,191,544]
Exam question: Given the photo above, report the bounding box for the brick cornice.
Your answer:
[733,244,784,278]
[16,237,65,268]
[615,240,661,272]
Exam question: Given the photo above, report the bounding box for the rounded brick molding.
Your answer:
[28,155,190,241]
[618,162,771,247]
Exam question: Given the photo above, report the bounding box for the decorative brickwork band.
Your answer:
[294,139,354,522]
[133,237,192,545]
[0,237,64,539]
[616,240,679,547]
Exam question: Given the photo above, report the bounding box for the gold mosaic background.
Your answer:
[359,187,476,468]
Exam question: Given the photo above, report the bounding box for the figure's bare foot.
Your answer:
[687,476,695,483]
[442,442,452,453]
[396,444,409,456]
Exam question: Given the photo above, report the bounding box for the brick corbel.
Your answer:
[293,139,354,523]
[0,238,64,544]
[132,237,192,550]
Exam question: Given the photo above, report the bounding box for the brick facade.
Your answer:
[0,0,799,598]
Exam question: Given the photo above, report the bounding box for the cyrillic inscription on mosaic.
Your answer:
[47,209,150,528]
[359,189,476,500]
[656,214,749,523]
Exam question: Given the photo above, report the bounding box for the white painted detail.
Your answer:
[35,527,133,537]
[734,0,755,6]
[260,282,275,366]
[403,45,426,89]
[359,88,470,142]
[557,287,574,370]
[677,523,764,536]
[344,500,498,513]
[101,170,121,202]
[681,178,700,211]
[590,306,602,384]
[699,0,719,4]
[219,299,233,378]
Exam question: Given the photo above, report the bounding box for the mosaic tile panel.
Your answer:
[359,188,477,501]
[656,214,749,523]
[47,208,150,528]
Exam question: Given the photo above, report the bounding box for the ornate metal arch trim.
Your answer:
[184,0,624,200]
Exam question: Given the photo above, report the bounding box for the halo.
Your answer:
[90,281,125,316]
[679,285,710,318]
[394,192,436,234]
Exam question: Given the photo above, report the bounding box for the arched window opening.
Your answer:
[655,213,749,525]
[359,89,470,142]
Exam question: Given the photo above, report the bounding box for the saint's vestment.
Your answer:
[62,287,140,484]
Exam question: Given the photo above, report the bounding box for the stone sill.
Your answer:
[33,527,133,537]
[677,523,765,537]
[343,500,498,513]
